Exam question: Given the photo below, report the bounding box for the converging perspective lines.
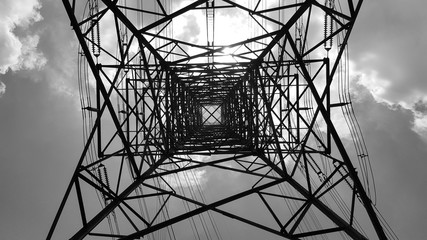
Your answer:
[48,1,398,240]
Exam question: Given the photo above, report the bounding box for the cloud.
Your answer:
[11,35,46,71]
[348,71,427,144]
[413,99,427,114]
[347,0,427,140]
[0,81,5,97]
[0,0,45,74]
[21,0,79,97]
[0,24,22,73]
[174,13,201,44]
[348,48,427,139]
[0,0,42,27]
[162,155,209,188]
[348,82,427,239]
[350,0,427,108]
[412,99,427,141]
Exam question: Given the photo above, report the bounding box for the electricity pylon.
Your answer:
[48,0,392,239]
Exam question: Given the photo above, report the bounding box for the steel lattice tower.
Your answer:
[48,0,392,239]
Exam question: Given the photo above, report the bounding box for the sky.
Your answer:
[0,0,426,239]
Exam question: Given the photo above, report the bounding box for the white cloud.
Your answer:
[162,155,210,188]
[0,0,45,74]
[164,169,207,188]
[349,58,392,105]
[412,98,427,141]
[10,35,46,72]
[349,67,427,140]
[413,115,427,140]
[350,0,427,104]
[0,24,22,73]
[0,0,43,27]
[0,81,5,97]
[347,0,427,140]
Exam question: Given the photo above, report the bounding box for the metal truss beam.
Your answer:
[49,1,390,239]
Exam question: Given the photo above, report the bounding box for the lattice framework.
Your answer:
[48,1,391,239]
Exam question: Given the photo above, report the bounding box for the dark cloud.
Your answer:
[413,99,427,114]
[350,81,427,239]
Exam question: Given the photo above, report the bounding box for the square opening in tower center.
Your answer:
[202,104,222,125]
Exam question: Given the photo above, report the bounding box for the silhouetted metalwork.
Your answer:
[48,0,396,239]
